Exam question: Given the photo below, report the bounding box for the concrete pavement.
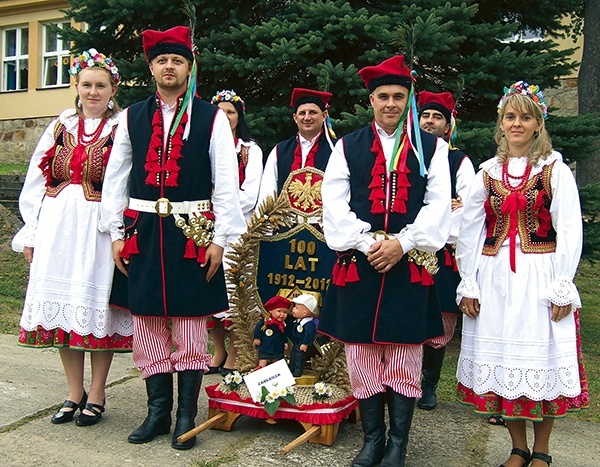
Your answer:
[0,333,598,466]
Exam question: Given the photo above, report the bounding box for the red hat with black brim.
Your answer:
[290,88,332,112]
[142,26,193,62]
[358,55,413,93]
[417,90,455,123]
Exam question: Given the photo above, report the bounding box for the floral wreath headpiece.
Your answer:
[211,89,246,112]
[69,48,120,84]
[498,81,547,120]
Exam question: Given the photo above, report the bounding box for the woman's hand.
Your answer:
[112,240,128,276]
[23,247,34,263]
[551,303,572,322]
[459,297,480,319]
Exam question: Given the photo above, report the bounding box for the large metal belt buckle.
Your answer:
[174,213,214,247]
[155,197,172,217]
[407,249,439,275]
[372,230,389,242]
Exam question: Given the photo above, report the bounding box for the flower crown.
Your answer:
[211,89,245,111]
[69,48,120,84]
[498,81,548,119]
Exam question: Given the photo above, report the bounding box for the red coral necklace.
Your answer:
[501,159,532,192]
[78,116,107,145]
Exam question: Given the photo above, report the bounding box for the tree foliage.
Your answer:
[60,0,583,150]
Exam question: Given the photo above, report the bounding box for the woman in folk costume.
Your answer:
[456,82,588,467]
[12,49,133,426]
[207,89,263,376]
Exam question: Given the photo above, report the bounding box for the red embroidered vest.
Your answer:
[40,120,114,202]
[482,161,556,256]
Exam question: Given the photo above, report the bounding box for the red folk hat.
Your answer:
[263,295,292,312]
[290,88,332,111]
[142,26,193,62]
[358,55,413,92]
[417,91,455,123]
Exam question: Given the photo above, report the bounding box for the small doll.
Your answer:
[253,295,291,369]
[287,294,318,377]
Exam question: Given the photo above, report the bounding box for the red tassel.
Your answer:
[332,261,341,285]
[129,230,139,254]
[184,237,196,259]
[444,248,453,266]
[371,201,386,214]
[409,262,421,283]
[421,268,434,286]
[337,262,347,286]
[345,259,359,283]
[391,199,406,214]
[165,170,179,187]
[197,246,207,264]
[120,236,131,259]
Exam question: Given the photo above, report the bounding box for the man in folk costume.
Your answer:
[320,56,451,467]
[100,26,245,449]
[416,91,475,411]
[257,88,336,205]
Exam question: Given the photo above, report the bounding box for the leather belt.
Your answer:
[129,197,211,218]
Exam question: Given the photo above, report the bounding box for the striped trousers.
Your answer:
[426,313,459,349]
[132,315,211,379]
[345,343,423,399]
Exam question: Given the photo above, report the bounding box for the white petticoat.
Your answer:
[456,243,581,401]
[18,184,133,338]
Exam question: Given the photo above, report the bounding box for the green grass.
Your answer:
[0,163,28,175]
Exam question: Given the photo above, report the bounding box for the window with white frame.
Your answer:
[42,21,71,87]
[2,26,29,91]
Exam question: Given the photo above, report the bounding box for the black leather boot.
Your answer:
[128,373,173,444]
[379,390,416,467]
[417,345,446,410]
[351,392,386,467]
[171,370,203,450]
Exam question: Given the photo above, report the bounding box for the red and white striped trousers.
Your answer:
[426,313,459,349]
[132,316,211,379]
[345,343,423,399]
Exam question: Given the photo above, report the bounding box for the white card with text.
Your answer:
[243,359,296,403]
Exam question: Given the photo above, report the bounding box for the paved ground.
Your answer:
[0,333,598,466]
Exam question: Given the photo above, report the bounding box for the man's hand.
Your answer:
[451,196,463,212]
[367,239,404,273]
[112,240,128,276]
[458,297,480,318]
[23,246,34,263]
[201,243,224,282]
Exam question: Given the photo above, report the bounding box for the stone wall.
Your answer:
[0,116,55,163]
[545,78,578,117]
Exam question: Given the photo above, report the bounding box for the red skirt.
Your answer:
[19,326,132,352]
[457,311,589,421]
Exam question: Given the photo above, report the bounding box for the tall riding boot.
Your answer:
[417,345,446,410]
[171,370,203,450]
[128,373,173,444]
[379,390,416,467]
[351,392,386,467]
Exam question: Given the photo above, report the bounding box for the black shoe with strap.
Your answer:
[76,402,105,426]
[499,447,531,467]
[51,391,87,424]
[531,452,552,466]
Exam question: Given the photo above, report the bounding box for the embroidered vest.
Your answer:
[41,120,115,202]
[127,95,217,201]
[342,125,437,233]
[482,162,557,256]
[276,132,335,193]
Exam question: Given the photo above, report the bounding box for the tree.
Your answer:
[60,0,582,151]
